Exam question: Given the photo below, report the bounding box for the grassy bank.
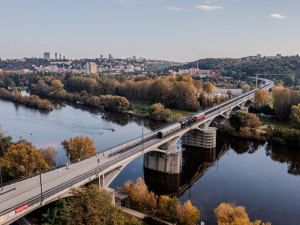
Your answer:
[259,116,290,130]
[131,101,195,121]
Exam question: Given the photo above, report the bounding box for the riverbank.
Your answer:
[218,124,300,148]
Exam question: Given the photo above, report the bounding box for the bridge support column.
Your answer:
[182,127,217,148]
[144,151,180,174]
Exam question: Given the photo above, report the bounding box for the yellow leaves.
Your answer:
[124,177,158,209]
[176,200,200,225]
[290,104,300,129]
[62,135,96,161]
[214,203,271,225]
[254,90,269,107]
[1,143,49,179]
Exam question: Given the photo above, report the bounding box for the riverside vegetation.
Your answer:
[41,178,271,225]
[220,87,300,147]
[0,73,232,121]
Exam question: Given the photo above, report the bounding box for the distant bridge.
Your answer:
[0,79,274,224]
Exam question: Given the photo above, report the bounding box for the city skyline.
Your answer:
[0,0,299,62]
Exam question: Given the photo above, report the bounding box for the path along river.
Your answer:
[0,98,300,225]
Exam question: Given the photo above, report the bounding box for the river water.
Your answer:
[0,98,300,225]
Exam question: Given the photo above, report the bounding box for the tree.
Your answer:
[203,82,216,99]
[61,135,96,161]
[241,84,250,93]
[149,103,171,121]
[230,110,262,132]
[272,87,292,121]
[1,143,49,179]
[66,186,113,225]
[227,90,233,98]
[42,185,142,225]
[0,127,13,157]
[42,199,69,225]
[176,200,200,225]
[124,177,158,210]
[214,203,271,225]
[254,90,269,108]
[290,104,300,129]
[39,147,57,168]
[175,113,185,121]
[199,91,208,109]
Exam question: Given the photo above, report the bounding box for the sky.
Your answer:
[0,0,299,62]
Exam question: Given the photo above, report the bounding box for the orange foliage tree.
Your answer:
[61,135,96,161]
[1,143,49,179]
[214,203,271,225]
[124,177,157,210]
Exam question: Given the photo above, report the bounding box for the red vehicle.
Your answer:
[195,114,205,122]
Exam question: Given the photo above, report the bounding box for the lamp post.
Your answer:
[39,169,43,202]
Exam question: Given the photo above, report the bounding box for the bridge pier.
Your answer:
[182,127,217,149]
[144,150,180,174]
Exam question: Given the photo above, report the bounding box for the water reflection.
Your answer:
[144,142,230,197]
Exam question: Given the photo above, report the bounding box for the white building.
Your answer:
[86,62,98,74]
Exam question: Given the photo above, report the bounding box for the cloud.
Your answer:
[196,5,224,11]
[164,6,190,12]
[270,13,286,19]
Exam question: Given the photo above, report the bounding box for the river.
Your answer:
[0,98,300,225]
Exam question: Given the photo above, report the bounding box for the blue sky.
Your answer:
[0,0,299,62]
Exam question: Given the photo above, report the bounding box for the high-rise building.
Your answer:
[86,62,97,74]
[44,52,50,59]
[109,54,112,60]
[55,53,58,60]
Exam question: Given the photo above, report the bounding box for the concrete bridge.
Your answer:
[0,79,274,224]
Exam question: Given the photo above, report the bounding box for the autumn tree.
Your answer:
[242,84,251,93]
[214,203,271,225]
[272,87,291,121]
[199,91,208,109]
[175,113,185,121]
[124,177,158,210]
[254,90,269,108]
[1,143,49,179]
[61,135,96,161]
[203,82,216,99]
[290,104,300,129]
[39,147,57,168]
[49,80,66,99]
[171,82,200,110]
[149,103,171,121]
[230,110,262,132]
[176,200,200,225]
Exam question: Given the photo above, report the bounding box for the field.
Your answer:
[130,101,195,121]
